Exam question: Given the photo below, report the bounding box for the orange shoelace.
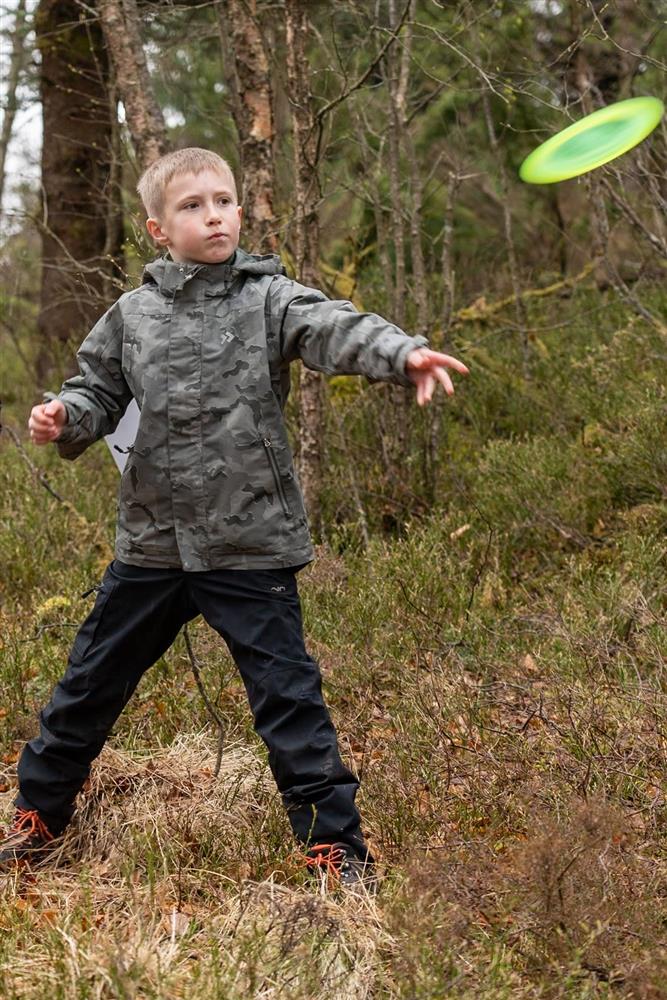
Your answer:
[300,843,348,890]
[12,808,55,843]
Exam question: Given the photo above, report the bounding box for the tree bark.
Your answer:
[385,0,407,332]
[34,0,122,387]
[0,0,30,214]
[382,0,417,473]
[97,0,168,173]
[481,90,529,366]
[284,0,325,542]
[216,0,277,254]
[440,169,460,341]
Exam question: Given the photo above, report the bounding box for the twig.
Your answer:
[0,314,35,384]
[0,417,113,562]
[182,623,227,779]
[466,512,494,620]
[314,0,412,124]
[600,175,667,260]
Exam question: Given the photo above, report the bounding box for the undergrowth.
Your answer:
[0,280,665,997]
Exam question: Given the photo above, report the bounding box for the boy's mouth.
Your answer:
[207,233,226,240]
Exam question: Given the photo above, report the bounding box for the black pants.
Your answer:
[15,559,372,862]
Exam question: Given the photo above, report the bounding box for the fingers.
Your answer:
[416,362,463,405]
[416,372,436,406]
[434,366,454,396]
[422,350,470,375]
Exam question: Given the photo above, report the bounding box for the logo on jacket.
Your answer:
[270,585,286,592]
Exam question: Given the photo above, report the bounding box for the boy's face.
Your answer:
[145,168,243,264]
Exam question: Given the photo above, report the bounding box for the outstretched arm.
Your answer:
[268,276,431,388]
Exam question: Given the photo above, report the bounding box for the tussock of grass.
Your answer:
[0,733,388,999]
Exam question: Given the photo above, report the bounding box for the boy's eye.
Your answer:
[183,198,230,209]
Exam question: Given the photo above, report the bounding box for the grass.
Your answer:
[0,277,666,996]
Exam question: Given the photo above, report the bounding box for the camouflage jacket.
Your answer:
[43,247,429,571]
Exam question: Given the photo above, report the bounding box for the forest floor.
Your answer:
[0,279,666,998]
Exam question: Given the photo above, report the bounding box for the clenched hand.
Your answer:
[28,400,68,445]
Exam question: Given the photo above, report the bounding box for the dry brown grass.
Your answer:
[0,732,392,999]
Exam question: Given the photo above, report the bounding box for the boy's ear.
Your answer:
[146,217,169,247]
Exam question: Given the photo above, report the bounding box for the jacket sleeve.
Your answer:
[267,275,430,388]
[41,299,134,461]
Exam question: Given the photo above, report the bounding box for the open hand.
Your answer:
[28,400,67,444]
[405,348,470,406]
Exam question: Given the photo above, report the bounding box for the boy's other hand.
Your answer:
[405,348,470,406]
[28,400,68,444]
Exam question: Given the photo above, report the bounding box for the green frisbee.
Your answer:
[519,96,664,184]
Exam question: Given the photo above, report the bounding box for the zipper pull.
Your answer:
[262,437,271,447]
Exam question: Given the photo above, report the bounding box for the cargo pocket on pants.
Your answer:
[71,578,118,664]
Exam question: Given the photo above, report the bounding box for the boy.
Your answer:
[3,148,468,893]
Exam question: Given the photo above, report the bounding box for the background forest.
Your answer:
[0,1,666,997]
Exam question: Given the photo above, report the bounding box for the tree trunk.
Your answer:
[383,0,413,472]
[440,170,459,340]
[103,83,127,303]
[481,90,529,366]
[34,0,122,387]
[97,0,168,173]
[284,0,325,542]
[0,0,30,214]
[216,0,277,254]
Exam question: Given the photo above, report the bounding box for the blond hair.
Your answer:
[136,147,238,221]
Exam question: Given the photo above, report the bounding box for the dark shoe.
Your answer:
[0,808,61,871]
[301,842,379,896]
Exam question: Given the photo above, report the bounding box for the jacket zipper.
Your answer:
[262,437,293,516]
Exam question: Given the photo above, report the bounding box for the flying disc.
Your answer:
[519,96,664,184]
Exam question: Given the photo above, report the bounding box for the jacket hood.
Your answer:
[141,246,287,296]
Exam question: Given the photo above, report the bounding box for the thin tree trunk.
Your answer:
[404,133,428,337]
[397,0,428,340]
[385,0,407,331]
[97,0,167,173]
[384,0,412,468]
[481,90,529,366]
[216,0,277,254]
[350,106,393,306]
[284,0,325,541]
[103,84,127,302]
[0,0,30,213]
[440,169,460,341]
